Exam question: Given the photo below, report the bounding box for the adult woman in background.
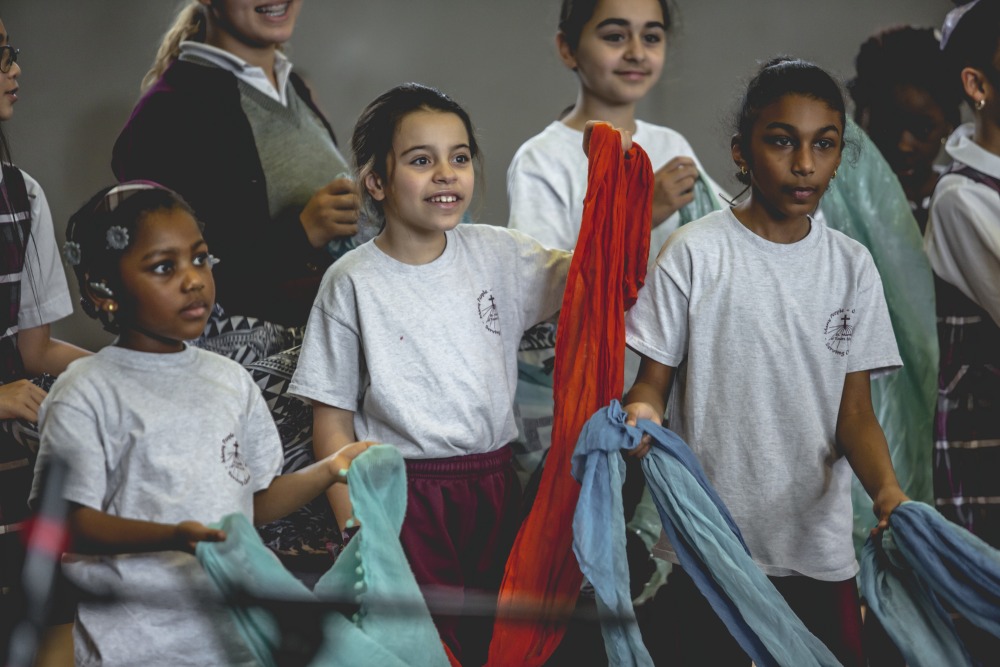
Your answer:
[112,0,360,580]
[113,0,359,334]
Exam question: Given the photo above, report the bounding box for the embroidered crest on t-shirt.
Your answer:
[477,289,501,335]
[220,433,251,486]
[824,308,855,357]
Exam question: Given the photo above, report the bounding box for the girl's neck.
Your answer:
[731,195,812,245]
[973,116,1000,157]
[560,92,637,134]
[374,225,448,265]
[116,325,186,355]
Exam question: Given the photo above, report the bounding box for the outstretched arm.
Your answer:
[622,355,676,457]
[253,439,371,525]
[836,370,909,536]
[69,505,225,555]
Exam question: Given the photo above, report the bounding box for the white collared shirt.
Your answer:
[178,41,292,106]
[925,123,1000,325]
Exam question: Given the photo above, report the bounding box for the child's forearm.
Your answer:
[313,403,361,529]
[69,506,223,555]
[624,356,676,419]
[17,325,90,377]
[836,371,906,518]
[837,408,901,499]
[252,456,341,525]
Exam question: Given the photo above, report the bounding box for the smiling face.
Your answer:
[0,20,20,122]
[559,0,666,109]
[200,0,301,59]
[112,207,216,353]
[365,109,474,242]
[735,94,843,225]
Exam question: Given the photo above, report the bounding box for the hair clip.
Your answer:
[96,181,167,215]
[62,241,82,266]
[88,280,115,298]
[106,226,130,250]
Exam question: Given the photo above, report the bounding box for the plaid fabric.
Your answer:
[0,164,30,383]
[932,163,1000,548]
[0,164,33,600]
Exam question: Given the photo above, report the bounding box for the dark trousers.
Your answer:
[400,445,521,667]
[656,566,864,666]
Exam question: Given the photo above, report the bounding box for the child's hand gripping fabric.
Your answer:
[583,120,633,157]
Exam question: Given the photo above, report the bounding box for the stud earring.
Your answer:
[106,302,118,314]
[975,98,987,111]
[832,169,838,180]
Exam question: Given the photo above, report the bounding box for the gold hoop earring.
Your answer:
[975,98,987,111]
[739,166,748,176]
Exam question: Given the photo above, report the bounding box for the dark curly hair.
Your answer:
[64,183,198,333]
[848,26,962,128]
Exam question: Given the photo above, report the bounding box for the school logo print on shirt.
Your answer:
[824,308,855,357]
[477,289,501,335]
[220,433,251,486]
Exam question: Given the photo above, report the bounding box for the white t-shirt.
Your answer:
[0,168,74,332]
[290,225,572,459]
[626,209,901,580]
[31,345,283,667]
[925,123,1000,326]
[507,119,728,258]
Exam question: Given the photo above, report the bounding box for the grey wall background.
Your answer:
[3,0,954,350]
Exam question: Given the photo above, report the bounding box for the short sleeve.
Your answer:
[845,258,902,377]
[288,273,362,410]
[240,375,284,493]
[505,228,572,329]
[18,172,73,329]
[625,239,690,368]
[31,400,108,510]
[925,180,1000,326]
[507,148,579,250]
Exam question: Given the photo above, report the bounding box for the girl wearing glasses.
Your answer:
[0,15,90,659]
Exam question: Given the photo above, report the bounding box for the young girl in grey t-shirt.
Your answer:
[289,83,636,665]
[31,182,369,667]
[624,59,909,667]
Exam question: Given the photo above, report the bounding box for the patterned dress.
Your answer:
[932,163,1000,548]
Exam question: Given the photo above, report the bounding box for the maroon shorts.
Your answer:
[400,445,521,666]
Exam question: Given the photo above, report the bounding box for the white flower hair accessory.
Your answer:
[62,241,82,266]
[106,226,130,250]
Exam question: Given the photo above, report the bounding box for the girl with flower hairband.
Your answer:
[33,180,372,666]
[0,13,90,658]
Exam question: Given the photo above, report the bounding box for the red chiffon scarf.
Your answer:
[488,123,653,666]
